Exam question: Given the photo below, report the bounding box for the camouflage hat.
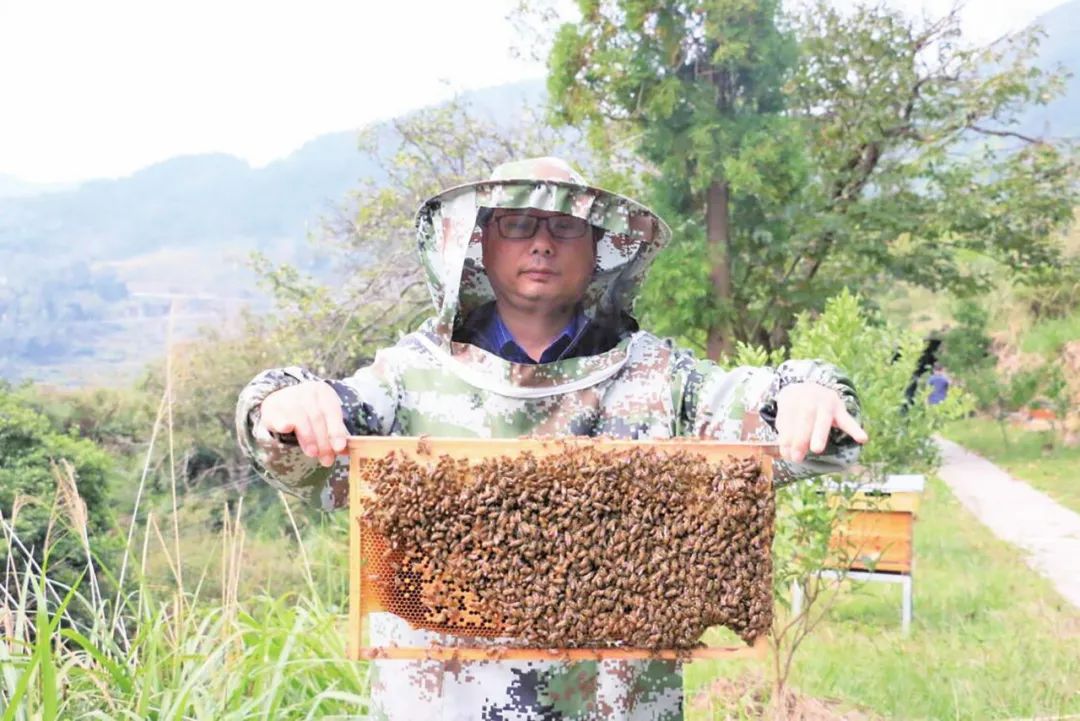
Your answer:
[414,157,672,339]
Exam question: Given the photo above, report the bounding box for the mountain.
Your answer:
[1021,0,1080,139]
[0,136,367,262]
[0,80,544,261]
[0,79,547,386]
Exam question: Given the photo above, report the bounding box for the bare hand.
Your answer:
[774,382,868,464]
[259,381,348,467]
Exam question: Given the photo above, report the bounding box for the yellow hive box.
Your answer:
[825,475,925,574]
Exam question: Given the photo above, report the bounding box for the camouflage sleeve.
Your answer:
[235,355,400,511]
[671,353,861,484]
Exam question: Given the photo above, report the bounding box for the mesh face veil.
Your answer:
[415,158,671,343]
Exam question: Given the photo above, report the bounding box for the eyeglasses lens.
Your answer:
[496,214,589,239]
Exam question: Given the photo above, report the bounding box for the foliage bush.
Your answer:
[730,288,971,703]
[936,294,1072,443]
[0,386,119,598]
[12,382,155,457]
[735,288,972,480]
[938,299,994,375]
[1012,261,1080,322]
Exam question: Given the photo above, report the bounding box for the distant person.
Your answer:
[927,363,950,405]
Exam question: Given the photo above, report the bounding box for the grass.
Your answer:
[134,489,350,603]
[1,507,368,721]
[942,416,1080,514]
[1021,309,1080,356]
[685,474,1080,720]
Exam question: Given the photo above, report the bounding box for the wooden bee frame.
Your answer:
[348,437,776,662]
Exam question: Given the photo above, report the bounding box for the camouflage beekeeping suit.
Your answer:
[236,157,861,720]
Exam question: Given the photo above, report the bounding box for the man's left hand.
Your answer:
[774,382,869,464]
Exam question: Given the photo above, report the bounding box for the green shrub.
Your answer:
[12,383,155,455]
[938,298,994,374]
[1012,261,1080,322]
[0,387,119,597]
[730,289,973,701]
[785,289,971,479]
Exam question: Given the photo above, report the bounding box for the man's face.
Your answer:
[481,209,597,313]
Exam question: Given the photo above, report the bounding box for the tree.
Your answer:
[550,0,799,357]
[547,0,1078,357]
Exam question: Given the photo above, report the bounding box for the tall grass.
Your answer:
[1,333,369,720]
[0,489,369,720]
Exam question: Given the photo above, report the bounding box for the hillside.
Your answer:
[0,80,546,385]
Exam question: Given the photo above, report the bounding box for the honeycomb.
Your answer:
[350,438,775,659]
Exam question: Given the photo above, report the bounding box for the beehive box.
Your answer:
[825,475,924,574]
[348,437,777,661]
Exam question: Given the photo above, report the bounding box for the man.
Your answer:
[236,157,867,720]
[927,363,950,405]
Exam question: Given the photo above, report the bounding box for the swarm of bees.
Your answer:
[362,445,774,649]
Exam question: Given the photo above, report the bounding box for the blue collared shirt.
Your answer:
[478,307,588,364]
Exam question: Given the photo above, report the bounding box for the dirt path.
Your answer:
[936,438,1080,610]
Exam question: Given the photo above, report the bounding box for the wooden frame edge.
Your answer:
[348,451,362,661]
[355,636,767,662]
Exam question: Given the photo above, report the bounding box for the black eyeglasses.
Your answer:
[492,212,592,240]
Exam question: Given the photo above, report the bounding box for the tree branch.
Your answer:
[968,125,1045,145]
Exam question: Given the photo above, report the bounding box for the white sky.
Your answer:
[0,0,1069,184]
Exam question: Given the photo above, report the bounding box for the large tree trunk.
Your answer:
[706,180,735,361]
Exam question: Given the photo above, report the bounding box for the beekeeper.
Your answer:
[236,157,867,720]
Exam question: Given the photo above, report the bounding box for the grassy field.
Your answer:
[686,474,1080,720]
[942,416,1080,514]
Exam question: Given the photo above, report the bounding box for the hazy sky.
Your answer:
[0,0,1069,184]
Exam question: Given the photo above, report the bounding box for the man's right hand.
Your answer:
[259,381,348,467]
